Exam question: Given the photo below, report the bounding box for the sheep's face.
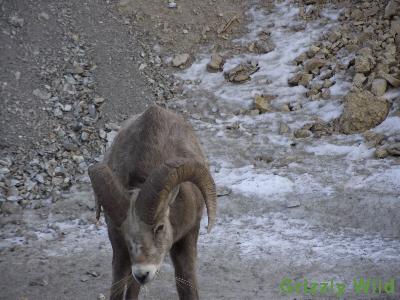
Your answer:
[120,192,174,285]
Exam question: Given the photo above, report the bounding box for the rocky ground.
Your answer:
[1,0,400,299]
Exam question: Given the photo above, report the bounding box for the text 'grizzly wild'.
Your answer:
[88,105,217,300]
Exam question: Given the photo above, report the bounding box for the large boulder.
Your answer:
[339,90,390,134]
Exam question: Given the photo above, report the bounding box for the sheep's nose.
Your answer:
[134,271,149,284]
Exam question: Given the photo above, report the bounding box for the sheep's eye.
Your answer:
[154,224,164,236]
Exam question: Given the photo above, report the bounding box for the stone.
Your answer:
[81,132,89,141]
[328,31,341,43]
[249,39,275,54]
[80,275,90,282]
[304,58,325,73]
[224,62,260,83]
[38,12,50,20]
[248,109,260,116]
[87,270,100,277]
[295,53,308,64]
[387,143,400,156]
[172,54,190,68]
[321,88,331,99]
[385,0,400,18]
[62,104,72,112]
[72,155,84,164]
[378,71,400,87]
[392,19,400,34]
[97,294,106,300]
[294,129,312,138]
[217,187,231,197]
[286,199,301,208]
[323,79,334,88]
[280,104,291,112]
[254,95,276,113]
[70,122,82,132]
[7,195,22,202]
[307,45,320,57]
[353,73,367,87]
[73,62,84,74]
[309,121,332,137]
[1,202,21,214]
[99,129,107,139]
[363,131,385,147]
[0,167,10,175]
[355,54,374,73]
[35,174,45,184]
[255,154,273,163]
[168,1,177,9]
[29,278,48,286]
[298,73,313,86]
[375,147,389,159]
[279,122,290,134]
[339,91,390,134]
[106,131,118,147]
[54,166,66,177]
[88,104,96,118]
[206,54,225,72]
[288,73,302,86]
[33,89,51,100]
[53,108,63,118]
[94,97,105,105]
[9,15,24,27]
[371,79,387,96]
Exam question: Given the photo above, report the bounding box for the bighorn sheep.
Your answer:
[88,105,217,300]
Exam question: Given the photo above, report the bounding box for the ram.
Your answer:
[88,105,217,300]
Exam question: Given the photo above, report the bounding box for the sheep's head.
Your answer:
[88,159,216,285]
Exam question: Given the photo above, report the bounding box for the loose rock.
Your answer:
[371,79,387,96]
[339,91,390,134]
[294,129,312,138]
[172,54,190,68]
[206,54,225,72]
[224,61,260,83]
[254,95,276,113]
[378,71,400,88]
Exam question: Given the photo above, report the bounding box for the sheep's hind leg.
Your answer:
[170,224,200,300]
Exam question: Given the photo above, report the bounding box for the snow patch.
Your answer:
[215,165,294,197]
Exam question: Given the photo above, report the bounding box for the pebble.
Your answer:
[29,278,48,286]
[9,15,24,27]
[94,97,105,105]
[0,167,10,175]
[294,129,312,138]
[172,54,190,68]
[7,195,23,202]
[62,104,72,112]
[38,12,50,21]
[33,89,51,100]
[168,1,177,8]
[81,132,89,141]
[97,294,106,300]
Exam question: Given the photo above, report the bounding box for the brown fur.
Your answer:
[89,105,216,300]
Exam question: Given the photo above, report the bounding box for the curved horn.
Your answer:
[135,158,217,232]
[88,163,130,226]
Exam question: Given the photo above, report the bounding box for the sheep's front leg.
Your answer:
[170,225,200,300]
[108,225,140,300]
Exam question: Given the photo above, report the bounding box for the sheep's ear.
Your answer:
[88,164,130,227]
[162,186,180,217]
[167,186,180,206]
